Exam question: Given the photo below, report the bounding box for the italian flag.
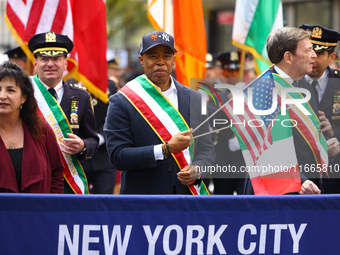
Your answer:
[248,111,301,195]
[232,0,283,74]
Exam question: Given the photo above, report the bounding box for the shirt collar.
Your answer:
[38,77,63,101]
[153,75,177,93]
[273,65,295,84]
[305,69,328,83]
[39,78,63,92]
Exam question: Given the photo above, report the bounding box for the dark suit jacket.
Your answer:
[81,80,117,171]
[104,77,215,194]
[60,81,99,159]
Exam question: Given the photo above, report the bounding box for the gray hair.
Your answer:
[267,27,311,64]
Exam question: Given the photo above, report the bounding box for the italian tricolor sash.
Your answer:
[120,75,209,195]
[273,74,328,171]
[31,75,88,194]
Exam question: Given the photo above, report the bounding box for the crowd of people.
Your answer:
[1,24,340,195]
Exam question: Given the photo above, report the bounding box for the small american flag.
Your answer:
[223,70,280,165]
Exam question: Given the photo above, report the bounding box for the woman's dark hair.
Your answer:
[0,62,44,139]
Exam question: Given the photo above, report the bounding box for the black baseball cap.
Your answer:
[299,24,340,52]
[139,31,177,55]
[28,32,73,57]
[5,47,27,59]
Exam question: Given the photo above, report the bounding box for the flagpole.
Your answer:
[192,125,230,139]
[239,49,246,81]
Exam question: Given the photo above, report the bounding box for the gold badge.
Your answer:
[332,90,340,121]
[70,97,79,129]
[230,51,239,61]
[45,32,56,42]
[312,27,322,39]
[92,98,98,107]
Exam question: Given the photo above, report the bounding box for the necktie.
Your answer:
[311,80,319,103]
[48,88,57,99]
[292,81,298,87]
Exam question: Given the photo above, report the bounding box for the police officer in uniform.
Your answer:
[5,46,33,75]
[28,32,99,193]
[300,24,340,193]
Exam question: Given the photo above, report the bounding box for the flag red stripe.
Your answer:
[223,102,257,163]
[25,0,46,41]
[6,3,26,39]
[243,103,266,153]
[224,102,263,161]
[51,0,68,33]
[251,165,301,195]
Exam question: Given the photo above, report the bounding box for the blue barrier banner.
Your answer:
[0,194,340,254]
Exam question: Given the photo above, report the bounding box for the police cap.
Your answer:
[299,24,340,52]
[5,47,27,59]
[108,58,120,69]
[206,53,221,68]
[217,51,241,70]
[28,32,73,57]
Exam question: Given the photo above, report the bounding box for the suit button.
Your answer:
[168,167,172,172]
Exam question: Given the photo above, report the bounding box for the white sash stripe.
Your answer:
[125,80,191,165]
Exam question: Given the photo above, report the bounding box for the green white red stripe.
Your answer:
[249,109,301,195]
[223,70,301,194]
[273,74,328,169]
[232,0,283,73]
[31,75,88,194]
[120,75,208,195]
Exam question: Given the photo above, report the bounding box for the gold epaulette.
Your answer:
[70,83,88,91]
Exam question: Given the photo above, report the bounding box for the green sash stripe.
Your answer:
[272,74,320,129]
[135,76,189,132]
[136,75,194,159]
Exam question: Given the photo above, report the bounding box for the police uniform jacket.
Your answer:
[104,78,215,194]
[60,81,99,159]
[317,67,340,138]
[318,67,340,193]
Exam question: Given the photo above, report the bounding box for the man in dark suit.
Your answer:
[300,24,340,193]
[104,31,214,194]
[245,27,326,195]
[28,32,99,194]
[80,79,117,194]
